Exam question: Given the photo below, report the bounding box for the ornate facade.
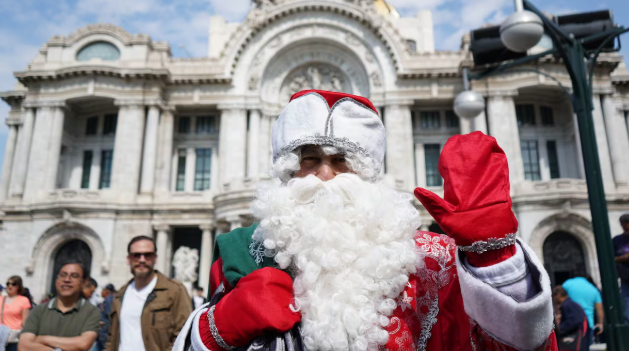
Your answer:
[1,0,629,300]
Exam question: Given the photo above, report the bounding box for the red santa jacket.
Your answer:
[173,228,557,351]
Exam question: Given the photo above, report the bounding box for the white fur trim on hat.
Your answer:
[272,92,386,173]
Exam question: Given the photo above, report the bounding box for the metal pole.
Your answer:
[513,0,523,12]
[462,68,470,91]
[565,42,629,350]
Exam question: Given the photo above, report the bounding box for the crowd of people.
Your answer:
[0,235,192,351]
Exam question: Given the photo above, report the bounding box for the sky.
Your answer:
[0,0,627,172]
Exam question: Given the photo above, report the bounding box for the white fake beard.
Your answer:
[251,173,422,351]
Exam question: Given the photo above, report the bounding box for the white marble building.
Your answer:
[1,0,629,300]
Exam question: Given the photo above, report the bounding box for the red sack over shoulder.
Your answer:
[200,267,301,350]
[414,131,518,267]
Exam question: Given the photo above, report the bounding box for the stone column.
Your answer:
[112,102,146,199]
[89,148,101,190]
[414,143,426,187]
[45,107,66,190]
[0,124,19,201]
[601,94,629,189]
[591,94,615,191]
[24,106,56,201]
[155,224,172,275]
[385,103,415,189]
[185,148,196,192]
[156,108,174,193]
[218,107,247,187]
[486,92,525,184]
[228,217,242,231]
[258,114,271,178]
[247,110,261,178]
[198,223,214,293]
[140,105,161,194]
[10,108,35,197]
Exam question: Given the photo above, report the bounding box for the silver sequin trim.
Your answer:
[249,240,265,265]
[457,233,517,254]
[276,134,371,160]
[417,296,439,351]
[207,305,236,350]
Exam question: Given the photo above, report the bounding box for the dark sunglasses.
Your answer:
[6,282,16,287]
[130,252,156,260]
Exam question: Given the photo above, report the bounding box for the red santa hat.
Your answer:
[272,90,385,174]
[414,131,519,249]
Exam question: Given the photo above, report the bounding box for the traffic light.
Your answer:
[554,10,616,51]
[470,25,527,66]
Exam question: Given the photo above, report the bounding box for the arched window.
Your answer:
[77,41,121,61]
[407,39,417,52]
[543,231,586,287]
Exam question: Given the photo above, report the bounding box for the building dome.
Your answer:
[374,0,400,18]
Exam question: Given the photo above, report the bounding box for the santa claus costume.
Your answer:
[173,90,557,351]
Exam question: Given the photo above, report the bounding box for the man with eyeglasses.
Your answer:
[18,260,100,351]
[105,235,192,351]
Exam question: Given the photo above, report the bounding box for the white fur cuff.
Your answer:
[456,239,554,351]
[172,302,213,351]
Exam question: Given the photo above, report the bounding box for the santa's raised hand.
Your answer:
[414,131,519,267]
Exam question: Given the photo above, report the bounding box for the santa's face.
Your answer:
[294,145,352,180]
[252,149,422,351]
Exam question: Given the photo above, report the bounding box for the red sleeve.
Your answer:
[209,258,230,296]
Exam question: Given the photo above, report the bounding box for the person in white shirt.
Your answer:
[105,236,192,351]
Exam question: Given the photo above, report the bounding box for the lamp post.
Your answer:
[455,0,629,349]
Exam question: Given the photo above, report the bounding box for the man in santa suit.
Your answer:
[173,90,557,351]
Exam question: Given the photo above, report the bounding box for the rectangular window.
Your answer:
[540,106,554,125]
[194,148,212,191]
[99,150,113,189]
[521,140,541,181]
[103,114,118,135]
[196,116,216,134]
[175,149,186,192]
[420,111,441,129]
[80,151,93,189]
[445,110,459,128]
[547,140,560,179]
[425,144,442,187]
[85,117,98,135]
[516,105,536,127]
[178,117,191,134]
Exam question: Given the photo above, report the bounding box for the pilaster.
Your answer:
[10,108,35,198]
[247,110,261,178]
[218,106,247,188]
[590,94,616,192]
[384,101,415,189]
[140,105,161,194]
[0,125,19,201]
[486,90,525,185]
[154,223,172,276]
[601,94,629,190]
[112,101,146,200]
[198,223,215,293]
[156,108,175,194]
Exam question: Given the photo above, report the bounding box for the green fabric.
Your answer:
[213,223,276,289]
[22,298,100,337]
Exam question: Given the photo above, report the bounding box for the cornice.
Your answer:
[15,66,170,85]
[47,23,155,47]
[22,100,67,108]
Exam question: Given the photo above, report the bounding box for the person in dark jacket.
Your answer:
[95,285,115,351]
[554,286,588,351]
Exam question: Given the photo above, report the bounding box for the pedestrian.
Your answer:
[105,235,192,351]
[613,213,629,324]
[191,287,206,310]
[18,260,100,351]
[83,277,99,306]
[554,286,588,351]
[95,284,115,351]
[562,276,604,346]
[0,276,31,351]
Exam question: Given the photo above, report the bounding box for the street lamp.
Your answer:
[455,0,629,349]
